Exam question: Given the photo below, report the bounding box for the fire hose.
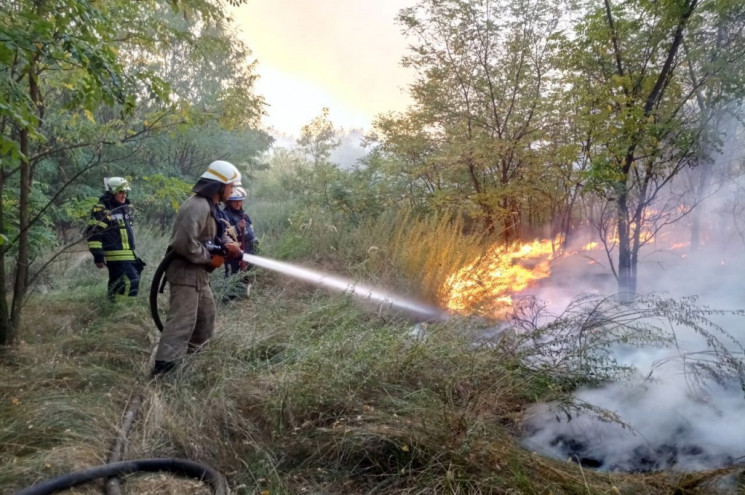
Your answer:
[149,249,176,332]
[12,458,228,495]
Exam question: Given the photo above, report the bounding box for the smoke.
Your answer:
[518,238,745,471]
[517,128,745,472]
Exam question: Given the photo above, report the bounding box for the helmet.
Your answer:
[200,160,241,185]
[105,177,130,193]
[227,186,247,201]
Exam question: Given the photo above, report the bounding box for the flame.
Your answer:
[439,239,557,317]
[440,226,693,318]
[583,241,599,250]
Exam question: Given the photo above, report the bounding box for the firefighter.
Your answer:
[86,177,144,300]
[222,186,257,299]
[152,160,243,377]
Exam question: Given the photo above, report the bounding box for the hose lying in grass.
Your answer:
[105,392,142,495]
[13,458,229,495]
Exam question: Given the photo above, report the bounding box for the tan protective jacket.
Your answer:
[166,195,219,287]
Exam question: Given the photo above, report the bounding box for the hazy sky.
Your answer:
[231,1,416,137]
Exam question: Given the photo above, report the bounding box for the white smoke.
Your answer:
[518,129,745,472]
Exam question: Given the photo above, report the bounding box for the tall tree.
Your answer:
[296,108,344,215]
[0,0,143,343]
[0,0,260,344]
[565,0,745,301]
[394,0,564,241]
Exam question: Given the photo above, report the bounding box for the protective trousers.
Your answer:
[154,282,216,363]
[107,260,140,300]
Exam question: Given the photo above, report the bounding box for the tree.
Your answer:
[0,0,261,345]
[393,0,565,241]
[0,0,146,343]
[295,108,345,216]
[565,0,745,301]
[118,6,271,181]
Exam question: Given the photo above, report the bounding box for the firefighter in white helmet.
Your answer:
[152,160,243,376]
[221,185,258,299]
[85,177,145,300]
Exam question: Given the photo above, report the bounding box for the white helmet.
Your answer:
[104,177,130,193]
[200,160,241,185]
[228,186,247,201]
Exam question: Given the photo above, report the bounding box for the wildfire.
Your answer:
[440,230,694,318]
[439,239,557,317]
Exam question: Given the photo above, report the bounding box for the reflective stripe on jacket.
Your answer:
[85,194,136,263]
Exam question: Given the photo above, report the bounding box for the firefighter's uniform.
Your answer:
[86,192,140,299]
[154,195,231,363]
[222,202,257,299]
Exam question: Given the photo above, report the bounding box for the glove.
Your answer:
[210,254,225,269]
[224,242,242,260]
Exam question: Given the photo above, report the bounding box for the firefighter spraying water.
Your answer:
[151,249,447,334]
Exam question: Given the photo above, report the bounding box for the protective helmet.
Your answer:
[227,186,247,201]
[105,177,130,193]
[200,160,241,185]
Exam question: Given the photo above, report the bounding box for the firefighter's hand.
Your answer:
[224,242,242,260]
[95,262,105,269]
[210,254,225,269]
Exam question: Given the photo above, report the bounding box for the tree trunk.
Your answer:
[616,188,635,304]
[9,57,40,338]
[11,128,31,335]
[0,164,11,345]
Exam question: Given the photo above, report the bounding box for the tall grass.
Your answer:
[2,205,740,494]
[254,207,487,308]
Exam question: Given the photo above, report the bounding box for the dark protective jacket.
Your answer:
[85,193,136,263]
[222,205,257,254]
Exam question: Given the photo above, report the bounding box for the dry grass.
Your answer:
[2,212,744,494]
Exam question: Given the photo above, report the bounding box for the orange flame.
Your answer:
[439,239,557,317]
[440,212,696,318]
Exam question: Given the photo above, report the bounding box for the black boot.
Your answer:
[151,360,176,377]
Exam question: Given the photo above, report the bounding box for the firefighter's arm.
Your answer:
[169,199,214,265]
[216,218,242,259]
[85,203,108,264]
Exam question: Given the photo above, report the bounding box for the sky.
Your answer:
[230,0,416,138]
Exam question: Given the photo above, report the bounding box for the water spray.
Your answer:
[242,253,448,321]
[150,251,448,331]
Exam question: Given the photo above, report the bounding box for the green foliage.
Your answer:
[384,0,569,241]
[0,0,270,344]
[558,0,745,297]
[135,174,193,229]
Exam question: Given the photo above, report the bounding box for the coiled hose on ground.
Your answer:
[13,458,228,495]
